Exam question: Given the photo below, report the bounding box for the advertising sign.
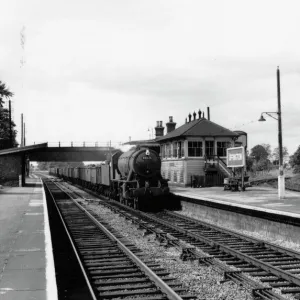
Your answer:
[226,146,245,168]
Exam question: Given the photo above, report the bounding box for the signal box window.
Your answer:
[164,143,172,158]
[217,142,231,157]
[205,141,214,157]
[173,142,178,158]
[188,141,203,157]
[178,141,184,158]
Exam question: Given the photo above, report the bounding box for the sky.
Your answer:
[1,0,300,154]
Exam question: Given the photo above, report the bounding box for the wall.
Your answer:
[161,158,206,187]
[181,200,300,244]
[161,159,186,186]
[186,158,205,185]
[0,155,22,183]
[160,136,235,187]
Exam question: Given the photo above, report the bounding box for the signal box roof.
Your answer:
[156,118,238,142]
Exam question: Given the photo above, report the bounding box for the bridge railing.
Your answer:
[29,141,122,148]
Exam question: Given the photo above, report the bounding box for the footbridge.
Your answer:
[0,143,119,186]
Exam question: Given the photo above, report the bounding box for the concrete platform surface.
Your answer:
[171,185,300,218]
[0,178,57,300]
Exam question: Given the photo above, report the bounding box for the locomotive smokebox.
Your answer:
[118,148,161,178]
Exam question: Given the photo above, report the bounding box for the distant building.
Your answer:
[126,108,247,187]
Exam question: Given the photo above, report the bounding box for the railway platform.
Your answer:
[171,185,300,244]
[0,178,57,300]
[171,185,300,217]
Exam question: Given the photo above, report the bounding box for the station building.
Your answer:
[127,108,247,187]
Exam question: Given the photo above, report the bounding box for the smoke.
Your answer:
[118,144,136,153]
[20,26,26,68]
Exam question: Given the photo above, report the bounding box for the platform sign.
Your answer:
[226,146,245,168]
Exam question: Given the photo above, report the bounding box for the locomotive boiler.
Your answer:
[50,146,170,210]
[111,147,169,209]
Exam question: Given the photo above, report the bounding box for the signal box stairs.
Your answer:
[203,156,233,187]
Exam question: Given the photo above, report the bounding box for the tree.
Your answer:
[0,80,17,147]
[249,144,273,173]
[272,146,289,161]
[0,81,13,107]
[290,146,300,173]
[261,144,272,158]
[250,144,271,162]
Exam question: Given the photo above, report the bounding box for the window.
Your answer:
[161,145,165,158]
[165,143,172,158]
[173,142,178,158]
[178,142,181,158]
[180,142,185,157]
[217,142,231,157]
[205,141,214,157]
[188,141,203,157]
[178,141,185,158]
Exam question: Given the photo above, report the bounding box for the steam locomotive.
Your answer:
[49,147,170,210]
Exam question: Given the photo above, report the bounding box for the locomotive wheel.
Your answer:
[133,197,139,210]
[119,187,126,204]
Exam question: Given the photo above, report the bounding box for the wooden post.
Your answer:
[23,122,26,146]
[21,114,23,147]
[241,167,244,191]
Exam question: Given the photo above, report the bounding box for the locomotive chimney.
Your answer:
[207,107,210,120]
[188,113,192,122]
[166,116,176,133]
[154,121,164,138]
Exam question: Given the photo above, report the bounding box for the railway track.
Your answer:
[57,182,300,300]
[109,203,300,299]
[43,179,196,300]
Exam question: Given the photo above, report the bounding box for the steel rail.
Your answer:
[50,180,290,300]
[165,210,300,260]
[57,182,300,282]
[52,180,185,300]
[99,201,290,300]
[43,180,98,300]
[139,212,300,288]
[81,198,288,300]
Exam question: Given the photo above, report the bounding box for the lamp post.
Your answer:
[258,66,285,199]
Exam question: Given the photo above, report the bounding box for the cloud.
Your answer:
[1,0,300,155]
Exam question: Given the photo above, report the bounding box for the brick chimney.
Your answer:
[154,121,164,138]
[207,107,210,120]
[166,116,176,133]
[198,109,201,119]
[188,113,192,122]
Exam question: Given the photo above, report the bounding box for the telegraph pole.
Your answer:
[277,66,285,198]
[24,122,26,146]
[9,100,13,147]
[21,114,23,147]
